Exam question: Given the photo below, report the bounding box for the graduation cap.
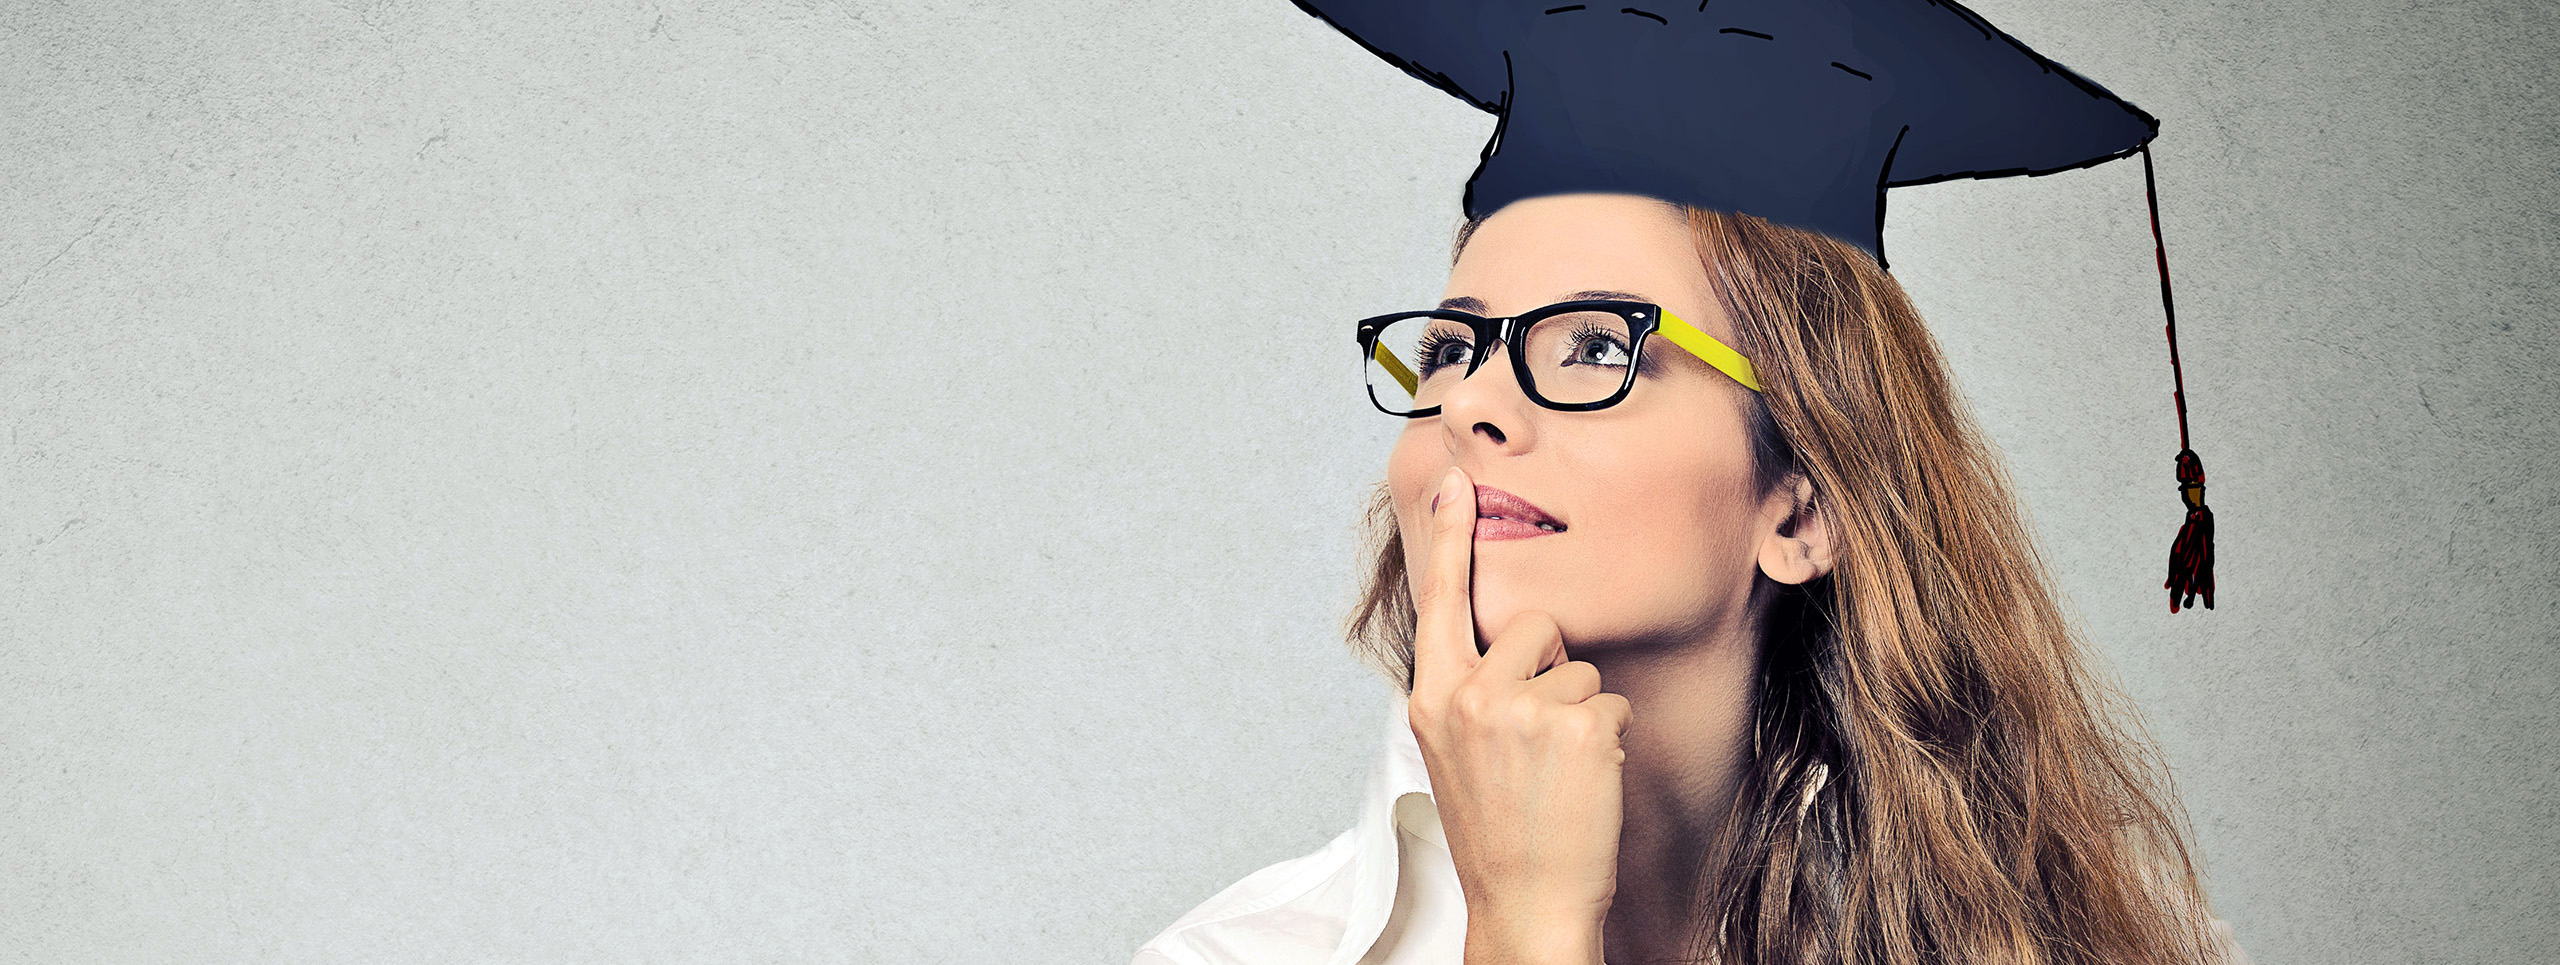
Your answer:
[1294,0,2215,612]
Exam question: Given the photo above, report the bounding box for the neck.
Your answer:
[1581,626,1762,965]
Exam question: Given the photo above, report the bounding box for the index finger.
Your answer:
[1410,466,1478,694]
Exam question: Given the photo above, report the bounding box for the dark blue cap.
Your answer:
[1293,0,2158,267]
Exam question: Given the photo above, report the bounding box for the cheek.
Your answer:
[1625,447,1760,563]
[1552,429,1765,634]
[1387,427,1443,497]
[1386,425,1447,572]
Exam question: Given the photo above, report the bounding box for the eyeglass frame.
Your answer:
[1353,298,1763,418]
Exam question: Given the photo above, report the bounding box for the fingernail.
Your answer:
[1434,468,1465,513]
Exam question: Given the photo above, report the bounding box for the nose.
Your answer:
[1437,338,1534,451]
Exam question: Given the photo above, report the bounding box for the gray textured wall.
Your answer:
[4,0,2553,962]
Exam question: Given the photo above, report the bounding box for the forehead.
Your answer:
[1443,193,1711,314]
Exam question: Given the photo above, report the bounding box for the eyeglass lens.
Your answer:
[1365,311,1637,413]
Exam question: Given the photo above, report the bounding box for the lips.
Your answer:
[1472,485,1565,541]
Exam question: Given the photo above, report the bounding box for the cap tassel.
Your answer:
[2145,146,2214,613]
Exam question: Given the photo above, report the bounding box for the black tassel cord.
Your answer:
[2144,146,2214,612]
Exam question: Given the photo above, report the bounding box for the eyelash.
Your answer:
[1564,321,1631,362]
[1415,331,1473,373]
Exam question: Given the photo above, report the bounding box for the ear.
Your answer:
[1755,473,1836,586]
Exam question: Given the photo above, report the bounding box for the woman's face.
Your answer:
[1389,193,1792,654]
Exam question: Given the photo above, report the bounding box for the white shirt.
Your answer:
[1134,697,2251,965]
[1134,697,1457,965]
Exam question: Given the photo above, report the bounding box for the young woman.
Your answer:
[1133,192,2247,965]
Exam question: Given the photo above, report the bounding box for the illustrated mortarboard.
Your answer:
[1293,0,2216,611]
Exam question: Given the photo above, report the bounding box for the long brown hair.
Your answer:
[1345,208,2223,965]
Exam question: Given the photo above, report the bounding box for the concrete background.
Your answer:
[3,0,2552,961]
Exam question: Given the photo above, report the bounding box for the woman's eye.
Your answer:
[1417,335,1474,374]
[1565,331,1631,367]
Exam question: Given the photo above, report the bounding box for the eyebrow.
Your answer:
[1435,289,1653,314]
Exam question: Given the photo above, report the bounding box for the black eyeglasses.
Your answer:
[1353,299,1761,417]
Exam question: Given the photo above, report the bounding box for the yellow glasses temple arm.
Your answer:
[1371,340,1420,396]
[1654,309,1762,393]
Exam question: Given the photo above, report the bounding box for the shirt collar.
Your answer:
[1377,693,1447,853]
[1320,693,1444,965]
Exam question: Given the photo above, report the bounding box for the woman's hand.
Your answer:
[1408,466,1632,965]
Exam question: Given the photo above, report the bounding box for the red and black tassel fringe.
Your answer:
[2168,448,2213,611]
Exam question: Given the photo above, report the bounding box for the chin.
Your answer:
[1478,577,1715,658]
[1461,569,1542,643]
[1465,569,1601,649]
